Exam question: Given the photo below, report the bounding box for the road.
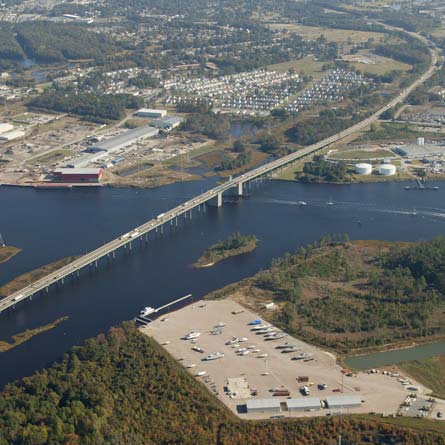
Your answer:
[0,32,441,316]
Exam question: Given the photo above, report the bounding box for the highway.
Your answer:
[0,35,440,316]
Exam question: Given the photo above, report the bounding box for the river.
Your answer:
[1,178,445,387]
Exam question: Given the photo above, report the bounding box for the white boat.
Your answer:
[257,353,268,358]
[252,349,261,353]
[238,337,248,342]
[186,364,196,368]
[256,327,276,334]
[292,352,313,360]
[326,199,334,206]
[251,324,272,331]
[140,306,157,317]
[184,331,201,340]
[195,371,206,376]
[298,201,307,206]
[281,346,302,353]
[215,322,226,328]
[204,352,224,361]
[276,342,296,349]
[225,338,239,345]
[236,348,248,353]
[239,350,250,356]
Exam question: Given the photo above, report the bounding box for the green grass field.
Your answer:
[268,56,326,78]
[399,355,445,399]
[329,148,393,160]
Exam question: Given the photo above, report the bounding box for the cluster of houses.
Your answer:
[284,68,370,113]
[164,69,303,113]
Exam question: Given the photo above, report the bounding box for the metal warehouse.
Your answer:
[89,125,159,153]
[285,398,321,412]
[53,168,103,183]
[66,150,107,168]
[325,395,362,410]
[245,398,281,414]
[150,116,184,131]
[136,108,167,118]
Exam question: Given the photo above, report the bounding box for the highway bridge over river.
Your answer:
[0,40,440,316]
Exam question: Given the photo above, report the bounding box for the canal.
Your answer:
[1,178,445,387]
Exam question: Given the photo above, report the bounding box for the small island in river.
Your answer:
[0,246,21,265]
[193,232,258,268]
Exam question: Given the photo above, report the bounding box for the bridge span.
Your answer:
[0,42,439,316]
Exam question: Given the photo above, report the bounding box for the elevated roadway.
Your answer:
[0,36,440,316]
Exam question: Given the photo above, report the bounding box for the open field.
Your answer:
[267,24,384,45]
[142,299,438,420]
[343,52,412,76]
[328,148,394,160]
[400,356,445,399]
[268,56,326,78]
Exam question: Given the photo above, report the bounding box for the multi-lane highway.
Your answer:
[0,34,440,316]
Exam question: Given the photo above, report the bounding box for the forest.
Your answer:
[28,88,143,121]
[242,237,445,352]
[0,22,114,64]
[0,322,443,445]
[300,155,349,182]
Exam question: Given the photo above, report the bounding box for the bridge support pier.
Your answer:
[176,216,178,226]
[237,182,243,196]
[217,192,222,207]
[129,242,132,251]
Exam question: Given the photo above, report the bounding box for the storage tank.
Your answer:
[355,163,372,175]
[379,164,396,176]
[417,137,425,146]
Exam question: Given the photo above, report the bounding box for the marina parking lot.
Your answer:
[141,299,437,419]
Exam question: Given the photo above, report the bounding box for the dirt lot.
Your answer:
[142,298,438,420]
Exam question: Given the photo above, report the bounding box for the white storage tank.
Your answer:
[379,163,396,176]
[355,163,373,175]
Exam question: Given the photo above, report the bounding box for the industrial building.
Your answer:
[325,395,362,410]
[150,116,184,131]
[89,125,159,153]
[52,168,103,183]
[135,108,167,119]
[0,123,14,134]
[0,129,25,141]
[245,398,281,414]
[286,398,321,412]
[66,150,107,168]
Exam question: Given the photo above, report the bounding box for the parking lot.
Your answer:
[141,298,435,419]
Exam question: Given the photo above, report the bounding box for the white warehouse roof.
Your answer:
[286,398,321,410]
[54,168,102,175]
[325,395,362,408]
[246,398,281,411]
[0,129,25,140]
[90,125,159,152]
[0,123,14,134]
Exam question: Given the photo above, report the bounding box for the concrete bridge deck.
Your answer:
[0,40,439,316]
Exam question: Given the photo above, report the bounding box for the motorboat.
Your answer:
[298,201,307,206]
[292,352,314,360]
[204,352,224,361]
[248,319,262,325]
[184,331,201,340]
[281,346,302,353]
[140,306,157,317]
[276,342,296,349]
[251,324,272,331]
